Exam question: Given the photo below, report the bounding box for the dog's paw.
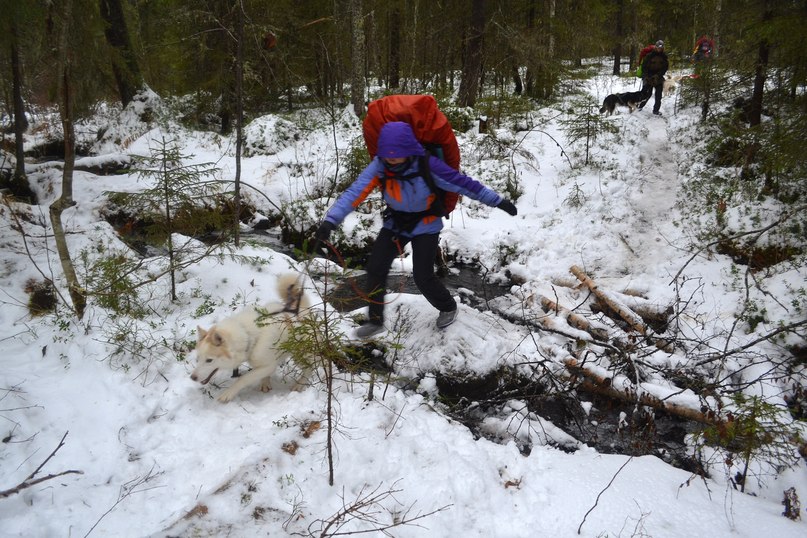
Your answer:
[291,380,308,392]
[260,381,273,393]
[217,389,237,403]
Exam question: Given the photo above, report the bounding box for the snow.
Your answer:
[1,66,805,537]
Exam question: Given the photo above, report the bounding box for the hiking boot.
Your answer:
[355,321,384,339]
[436,308,458,329]
[652,110,662,116]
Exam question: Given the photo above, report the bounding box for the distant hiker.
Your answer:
[639,40,669,116]
[314,121,518,339]
[692,35,714,63]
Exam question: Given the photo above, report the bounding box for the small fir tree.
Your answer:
[560,100,618,166]
[112,135,227,300]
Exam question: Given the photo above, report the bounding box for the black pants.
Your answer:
[365,227,456,323]
[641,77,664,113]
[650,82,664,113]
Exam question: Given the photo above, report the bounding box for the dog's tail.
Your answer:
[277,273,312,314]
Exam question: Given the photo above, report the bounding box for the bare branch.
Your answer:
[83,464,164,537]
[577,456,634,534]
[0,431,83,499]
[298,481,451,537]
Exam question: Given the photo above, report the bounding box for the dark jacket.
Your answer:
[692,37,714,63]
[642,50,669,85]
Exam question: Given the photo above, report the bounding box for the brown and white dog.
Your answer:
[190,273,312,402]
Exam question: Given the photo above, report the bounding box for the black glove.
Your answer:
[314,221,336,242]
[497,198,518,216]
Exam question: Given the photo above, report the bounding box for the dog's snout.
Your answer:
[190,373,198,381]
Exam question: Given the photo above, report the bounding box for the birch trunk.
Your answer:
[563,358,717,425]
[570,265,673,352]
[49,0,86,319]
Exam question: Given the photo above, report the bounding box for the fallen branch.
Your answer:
[302,480,452,537]
[694,318,807,367]
[489,299,593,343]
[539,295,610,341]
[570,265,674,352]
[669,207,805,285]
[83,465,164,537]
[600,290,672,328]
[0,431,83,499]
[563,358,717,425]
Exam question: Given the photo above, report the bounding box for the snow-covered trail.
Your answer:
[614,108,687,279]
[629,115,679,218]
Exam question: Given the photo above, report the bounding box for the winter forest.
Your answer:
[1,0,807,537]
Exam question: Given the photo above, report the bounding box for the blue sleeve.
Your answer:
[323,160,382,226]
[427,157,503,207]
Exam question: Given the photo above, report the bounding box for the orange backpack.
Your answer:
[363,95,461,215]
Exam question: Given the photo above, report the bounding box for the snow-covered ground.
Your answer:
[1,67,804,537]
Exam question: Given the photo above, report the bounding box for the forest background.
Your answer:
[1,0,806,535]
[2,0,802,155]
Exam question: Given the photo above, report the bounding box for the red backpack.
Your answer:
[362,94,461,216]
[638,44,655,64]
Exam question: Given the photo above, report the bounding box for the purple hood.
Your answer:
[377,122,426,159]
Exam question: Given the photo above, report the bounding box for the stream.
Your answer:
[243,228,512,313]
[243,228,698,471]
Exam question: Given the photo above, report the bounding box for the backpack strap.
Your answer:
[377,152,445,233]
[417,153,447,217]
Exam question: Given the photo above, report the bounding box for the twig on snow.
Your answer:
[577,456,634,534]
[0,431,83,499]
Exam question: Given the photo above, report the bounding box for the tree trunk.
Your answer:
[749,2,772,128]
[712,0,721,57]
[525,1,535,95]
[8,23,37,203]
[512,64,523,94]
[388,7,401,89]
[234,2,244,247]
[349,0,365,116]
[547,0,556,58]
[629,0,638,68]
[457,0,485,107]
[612,0,623,75]
[51,0,86,319]
[99,0,143,107]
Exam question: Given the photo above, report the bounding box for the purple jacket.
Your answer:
[324,123,503,236]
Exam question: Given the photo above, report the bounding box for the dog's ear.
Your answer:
[210,329,224,346]
[197,326,208,343]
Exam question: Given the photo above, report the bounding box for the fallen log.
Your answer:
[563,358,717,425]
[549,275,582,290]
[488,298,594,343]
[539,295,610,341]
[595,290,673,330]
[569,265,674,352]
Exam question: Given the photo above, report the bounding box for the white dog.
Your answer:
[663,74,685,93]
[190,273,312,403]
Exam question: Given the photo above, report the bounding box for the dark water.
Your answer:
[244,229,511,312]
